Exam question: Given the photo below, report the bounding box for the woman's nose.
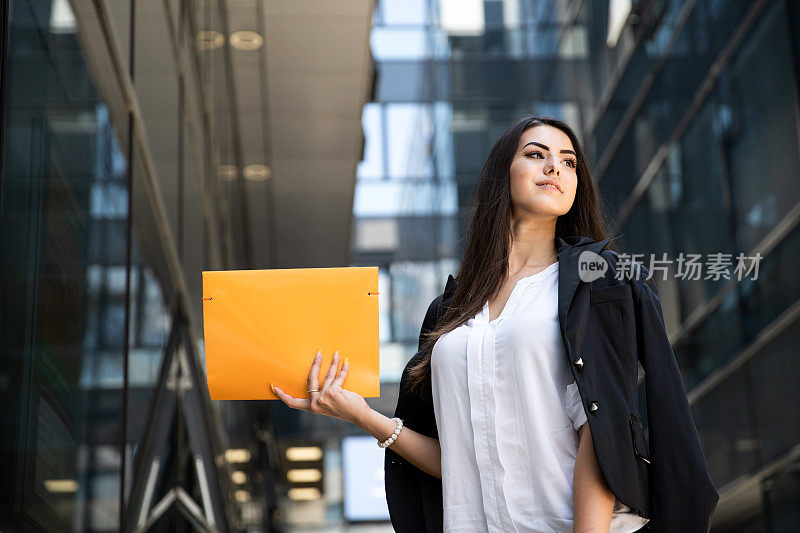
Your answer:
[545,158,560,175]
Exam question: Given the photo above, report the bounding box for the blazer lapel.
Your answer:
[440,235,611,327]
[558,236,611,361]
[556,235,611,336]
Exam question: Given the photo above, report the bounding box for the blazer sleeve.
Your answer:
[384,294,444,532]
[631,265,719,532]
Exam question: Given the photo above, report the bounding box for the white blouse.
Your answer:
[430,261,650,532]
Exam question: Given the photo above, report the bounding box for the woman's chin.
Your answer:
[528,196,571,213]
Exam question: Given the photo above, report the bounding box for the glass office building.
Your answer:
[0,0,336,529]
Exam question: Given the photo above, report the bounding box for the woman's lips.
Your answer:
[537,183,561,192]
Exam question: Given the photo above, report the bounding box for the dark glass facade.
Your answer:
[0,0,273,530]
[1,3,143,528]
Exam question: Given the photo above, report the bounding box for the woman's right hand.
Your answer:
[272,350,371,427]
[274,350,443,479]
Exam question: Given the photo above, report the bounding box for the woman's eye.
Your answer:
[525,151,578,169]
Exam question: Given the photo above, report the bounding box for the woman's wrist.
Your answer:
[355,408,397,441]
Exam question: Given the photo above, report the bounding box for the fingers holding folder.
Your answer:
[271,349,372,426]
[201,266,380,400]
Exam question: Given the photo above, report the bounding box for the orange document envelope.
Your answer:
[202,266,380,400]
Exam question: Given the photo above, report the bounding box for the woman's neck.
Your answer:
[508,218,558,274]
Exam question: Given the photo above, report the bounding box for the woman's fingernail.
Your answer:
[334,350,339,358]
[316,350,322,357]
[270,384,277,394]
[344,357,349,366]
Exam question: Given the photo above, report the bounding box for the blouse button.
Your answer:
[589,401,599,413]
[574,357,585,369]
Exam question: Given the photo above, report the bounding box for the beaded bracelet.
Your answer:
[378,417,404,448]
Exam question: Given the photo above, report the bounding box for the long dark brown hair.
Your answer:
[406,114,617,403]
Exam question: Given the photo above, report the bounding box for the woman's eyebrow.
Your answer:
[522,141,576,156]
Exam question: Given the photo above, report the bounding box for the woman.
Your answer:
[272,115,718,532]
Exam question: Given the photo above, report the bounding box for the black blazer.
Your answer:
[384,235,719,532]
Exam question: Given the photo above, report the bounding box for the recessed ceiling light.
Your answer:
[44,479,79,493]
[234,489,251,503]
[243,164,271,181]
[230,30,263,51]
[285,446,323,461]
[218,164,238,181]
[225,448,251,463]
[286,469,322,483]
[231,471,248,484]
[196,30,225,51]
[287,487,321,501]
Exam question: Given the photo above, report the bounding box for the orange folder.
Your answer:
[201,266,380,400]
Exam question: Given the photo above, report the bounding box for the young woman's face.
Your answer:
[508,124,579,218]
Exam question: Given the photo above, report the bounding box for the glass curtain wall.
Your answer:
[0,0,244,530]
[0,1,140,528]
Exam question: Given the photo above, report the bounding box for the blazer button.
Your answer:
[589,401,599,413]
[574,357,585,369]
